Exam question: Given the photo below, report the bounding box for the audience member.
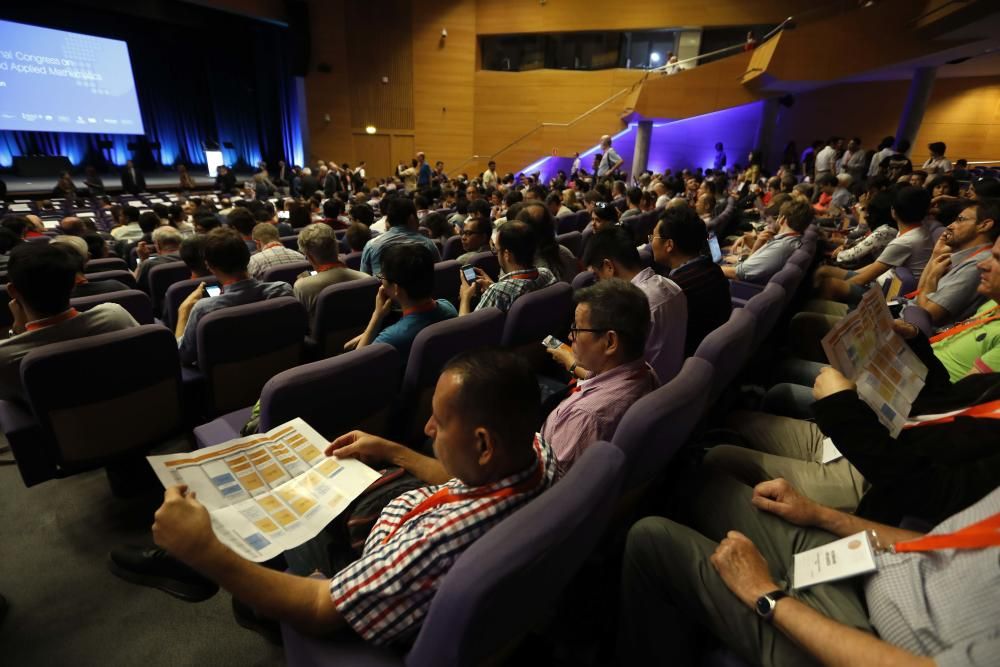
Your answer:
[360,197,441,276]
[293,224,368,325]
[135,226,184,293]
[247,223,306,280]
[456,205,493,264]
[174,228,293,366]
[0,243,138,403]
[179,236,211,279]
[542,279,657,465]
[349,244,456,360]
[651,206,732,356]
[459,221,556,315]
[723,199,813,283]
[51,236,130,298]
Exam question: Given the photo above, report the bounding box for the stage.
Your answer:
[0,171,256,199]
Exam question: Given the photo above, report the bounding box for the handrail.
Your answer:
[451,11,816,174]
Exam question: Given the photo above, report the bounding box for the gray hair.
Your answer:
[152,225,183,248]
[51,235,88,260]
[297,223,339,263]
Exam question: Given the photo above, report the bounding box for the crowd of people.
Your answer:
[0,134,998,664]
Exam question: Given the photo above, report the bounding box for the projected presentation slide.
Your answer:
[0,19,144,134]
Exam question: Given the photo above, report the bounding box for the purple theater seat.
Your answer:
[500,282,573,347]
[788,249,812,269]
[281,441,626,667]
[84,257,128,273]
[556,231,583,259]
[611,356,713,489]
[86,269,138,290]
[312,277,380,356]
[744,282,786,352]
[441,235,463,261]
[399,307,504,442]
[467,251,499,281]
[571,270,597,291]
[0,285,12,338]
[261,260,313,286]
[893,267,918,297]
[281,235,300,250]
[556,214,578,235]
[573,209,590,232]
[72,289,156,325]
[195,296,308,416]
[693,307,757,404]
[147,261,191,312]
[729,279,764,302]
[432,260,462,308]
[194,343,402,448]
[162,277,220,331]
[769,264,805,299]
[344,251,363,272]
[902,304,934,337]
[9,325,181,487]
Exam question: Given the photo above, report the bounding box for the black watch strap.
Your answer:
[755,589,788,621]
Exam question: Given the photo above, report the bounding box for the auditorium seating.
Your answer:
[397,307,505,443]
[261,260,312,285]
[441,235,463,261]
[84,257,128,273]
[147,261,192,312]
[71,289,155,325]
[310,277,381,356]
[189,297,308,417]
[194,343,401,448]
[162,277,220,330]
[694,307,757,406]
[86,269,138,290]
[556,230,583,258]
[744,282,787,353]
[467,250,500,281]
[500,282,573,348]
[343,251,363,271]
[431,259,463,308]
[281,440,626,667]
[903,304,934,337]
[0,325,182,490]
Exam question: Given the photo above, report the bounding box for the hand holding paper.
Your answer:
[153,485,219,568]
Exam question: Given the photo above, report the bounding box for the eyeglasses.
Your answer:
[461,228,484,237]
[953,215,977,224]
[568,326,610,341]
[647,234,664,244]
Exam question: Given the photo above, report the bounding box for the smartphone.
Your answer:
[309,270,317,276]
[542,335,565,350]
[707,233,723,264]
[461,264,477,283]
[205,285,222,298]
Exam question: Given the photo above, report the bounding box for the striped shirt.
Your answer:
[475,267,556,313]
[329,436,561,645]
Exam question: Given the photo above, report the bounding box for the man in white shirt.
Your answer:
[868,136,895,178]
[923,141,953,175]
[597,135,623,179]
[813,137,841,182]
[482,161,498,189]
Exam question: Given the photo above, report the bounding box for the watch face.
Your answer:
[756,595,774,617]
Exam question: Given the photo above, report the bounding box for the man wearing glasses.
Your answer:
[540,279,658,467]
[456,201,494,264]
[459,221,556,315]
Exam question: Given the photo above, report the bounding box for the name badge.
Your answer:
[793,531,877,589]
[821,437,843,464]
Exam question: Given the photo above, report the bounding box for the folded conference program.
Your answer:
[821,286,928,439]
[148,418,382,562]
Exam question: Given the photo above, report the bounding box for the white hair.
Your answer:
[301,167,312,176]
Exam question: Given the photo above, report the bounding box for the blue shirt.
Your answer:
[734,232,801,284]
[360,226,441,276]
[177,278,294,365]
[417,163,432,188]
[374,299,457,361]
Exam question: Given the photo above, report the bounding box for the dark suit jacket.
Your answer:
[121,168,146,194]
[300,175,320,198]
[216,172,237,193]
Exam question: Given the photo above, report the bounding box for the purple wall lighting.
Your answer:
[516,100,766,182]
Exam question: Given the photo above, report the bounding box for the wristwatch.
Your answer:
[755,590,788,621]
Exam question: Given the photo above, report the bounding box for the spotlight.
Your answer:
[650,52,661,64]
[365,125,377,135]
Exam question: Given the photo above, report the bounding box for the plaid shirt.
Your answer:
[475,267,556,313]
[329,436,561,645]
[247,243,306,280]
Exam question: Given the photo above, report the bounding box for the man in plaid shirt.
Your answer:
[150,348,560,645]
[246,223,306,280]
[459,220,556,315]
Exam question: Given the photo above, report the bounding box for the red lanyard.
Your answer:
[903,399,1000,429]
[894,512,1000,553]
[402,301,437,317]
[930,305,1000,343]
[382,439,545,544]
[262,242,284,251]
[314,262,345,273]
[25,308,80,331]
[507,270,539,281]
[74,275,89,286]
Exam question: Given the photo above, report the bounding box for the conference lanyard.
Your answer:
[313,262,345,273]
[25,308,79,331]
[506,270,539,281]
[929,305,1000,343]
[401,301,437,317]
[382,440,545,544]
[262,242,284,251]
[903,399,1000,429]
[891,512,1000,553]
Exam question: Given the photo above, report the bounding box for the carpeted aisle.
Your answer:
[0,436,285,666]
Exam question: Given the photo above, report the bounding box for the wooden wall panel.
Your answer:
[412,1,476,175]
[304,0,353,165]
[634,52,758,119]
[345,0,414,131]
[352,133,391,186]
[475,0,813,34]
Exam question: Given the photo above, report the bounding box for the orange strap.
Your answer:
[903,399,1000,429]
[894,512,1000,553]
[25,308,80,331]
[930,306,1000,344]
[382,438,545,544]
